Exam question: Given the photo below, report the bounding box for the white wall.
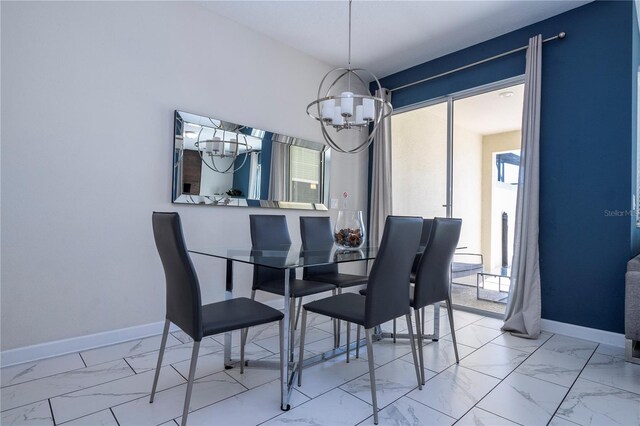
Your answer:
[0,1,368,351]
[198,155,234,195]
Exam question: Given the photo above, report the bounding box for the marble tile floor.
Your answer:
[2,309,639,426]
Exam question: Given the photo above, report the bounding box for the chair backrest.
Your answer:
[152,212,203,341]
[300,216,338,278]
[249,215,295,289]
[411,218,434,274]
[413,217,462,309]
[364,216,423,329]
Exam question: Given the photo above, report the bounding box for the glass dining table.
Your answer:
[188,244,440,410]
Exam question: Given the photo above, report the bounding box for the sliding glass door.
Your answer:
[391,78,524,315]
[391,101,449,219]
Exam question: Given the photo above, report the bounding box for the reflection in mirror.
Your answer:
[173,111,330,209]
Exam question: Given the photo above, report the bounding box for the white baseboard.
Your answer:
[0,297,291,368]
[3,303,623,368]
[0,320,181,368]
[541,319,625,348]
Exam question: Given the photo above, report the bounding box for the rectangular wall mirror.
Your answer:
[173,111,330,210]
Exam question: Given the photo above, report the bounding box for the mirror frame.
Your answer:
[172,110,330,210]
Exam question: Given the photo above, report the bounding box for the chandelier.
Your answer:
[306,0,392,154]
[192,119,252,174]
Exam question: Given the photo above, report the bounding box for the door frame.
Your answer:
[392,75,525,219]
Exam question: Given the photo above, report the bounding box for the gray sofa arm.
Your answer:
[628,256,640,272]
[626,270,640,341]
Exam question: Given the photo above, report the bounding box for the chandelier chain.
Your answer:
[348,0,352,67]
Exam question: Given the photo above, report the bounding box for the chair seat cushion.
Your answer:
[310,273,368,288]
[303,292,366,326]
[259,279,337,297]
[201,297,284,337]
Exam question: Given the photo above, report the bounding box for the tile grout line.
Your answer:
[169,364,189,382]
[59,372,193,425]
[109,407,121,426]
[579,375,640,397]
[48,398,57,426]
[448,330,555,425]
[286,322,473,418]
[1,361,142,414]
[262,312,496,425]
[78,352,87,368]
[470,406,526,426]
[545,343,600,425]
[575,346,640,396]
[122,357,137,375]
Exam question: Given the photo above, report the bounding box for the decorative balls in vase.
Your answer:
[334,210,366,250]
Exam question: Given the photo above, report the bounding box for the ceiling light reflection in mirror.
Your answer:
[173,110,330,210]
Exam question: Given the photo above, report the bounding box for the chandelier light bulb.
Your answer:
[333,106,345,126]
[355,105,364,125]
[340,92,354,117]
[321,99,335,122]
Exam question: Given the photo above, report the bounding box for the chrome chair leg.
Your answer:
[150,319,170,403]
[289,297,296,362]
[240,329,246,374]
[346,322,351,363]
[294,296,303,330]
[297,309,308,387]
[356,325,361,359]
[181,341,200,426]
[446,296,459,363]
[365,328,379,425]
[241,290,257,350]
[336,288,343,348]
[408,312,423,389]
[414,308,425,385]
[278,319,285,408]
[332,289,338,348]
[393,318,397,343]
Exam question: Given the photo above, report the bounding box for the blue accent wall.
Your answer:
[232,153,250,197]
[260,132,274,200]
[378,0,635,333]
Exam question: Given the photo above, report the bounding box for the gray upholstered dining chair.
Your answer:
[243,215,337,358]
[299,216,368,347]
[297,216,424,425]
[361,218,433,344]
[150,212,285,426]
[412,217,462,384]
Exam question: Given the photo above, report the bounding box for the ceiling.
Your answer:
[417,83,524,136]
[202,0,590,78]
[454,83,524,135]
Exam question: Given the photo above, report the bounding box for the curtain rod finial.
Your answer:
[558,32,566,39]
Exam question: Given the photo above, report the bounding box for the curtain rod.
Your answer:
[390,32,566,93]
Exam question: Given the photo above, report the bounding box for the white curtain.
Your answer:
[369,88,393,245]
[502,35,542,338]
[268,141,289,201]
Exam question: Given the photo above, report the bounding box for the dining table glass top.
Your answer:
[188,244,379,269]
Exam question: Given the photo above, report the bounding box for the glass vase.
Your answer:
[334,210,366,250]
